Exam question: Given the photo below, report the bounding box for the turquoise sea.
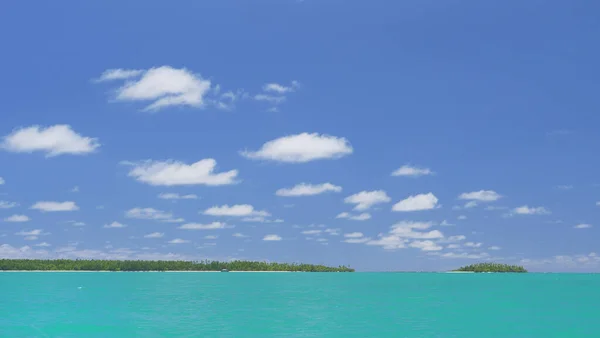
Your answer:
[1,272,599,337]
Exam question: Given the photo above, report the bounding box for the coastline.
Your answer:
[0,270,293,273]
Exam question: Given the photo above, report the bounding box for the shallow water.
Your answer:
[1,272,598,337]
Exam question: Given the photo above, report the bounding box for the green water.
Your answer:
[1,272,598,337]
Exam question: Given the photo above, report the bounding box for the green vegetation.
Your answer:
[0,259,354,272]
[453,262,527,273]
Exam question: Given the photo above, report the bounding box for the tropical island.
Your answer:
[452,263,527,273]
[0,259,354,272]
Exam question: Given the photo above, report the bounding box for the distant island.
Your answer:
[452,263,527,273]
[0,259,354,272]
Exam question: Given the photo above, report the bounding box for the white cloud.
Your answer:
[70,186,79,193]
[2,125,100,157]
[336,212,371,221]
[168,238,190,244]
[4,214,30,222]
[464,242,482,248]
[440,252,490,259]
[344,232,364,238]
[35,242,51,247]
[512,205,551,215]
[440,220,454,226]
[67,221,85,227]
[102,66,212,112]
[574,224,592,229]
[104,221,126,228]
[488,246,501,250]
[392,193,438,212]
[391,165,433,177]
[597,201,600,206]
[367,221,443,250]
[95,68,144,82]
[241,216,284,223]
[31,201,79,212]
[276,183,342,197]
[232,233,248,238]
[458,190,502,202]
[203,204,269,217]
[144,232,164,238]
[158,193,198,200]
[254,94,286,104]
[0,201,18,209]
[446,235,466,242]
[325,228,341,236]
[555,185,573,190]
[485,205,508,211]
[0,177,4,184]
[447,244,461,249]
[457,215,467,220]
[125,208,180,222]
[344,190,390,211]
[240,133,352,163]
[464,201,478,209]
[263,82,298,94]
[409,240,443,251]
[178,222,228,230]
[16,229,45,240]
[344,237,371,244]
[125,159,238,186]
[263,234,282,241]
[302,230,322,235]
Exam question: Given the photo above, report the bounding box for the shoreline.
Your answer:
[0,270,293,273]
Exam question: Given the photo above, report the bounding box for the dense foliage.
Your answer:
[0,259,354,272]
[453,263,527,273]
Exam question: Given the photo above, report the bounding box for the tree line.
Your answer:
[453,262,527,273]
[0,259,354,272]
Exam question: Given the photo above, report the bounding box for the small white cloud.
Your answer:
[232,233,248,238]
[34,242,51,247]
[458,190,502,202]
[391,165,433,177]
[276,182,342,197]
[158,193,198,200]
[204,235,218,240]
[31,201,79,212]
[254,94,286,104]
[168,238,190,244]
[325,228,341,236]
[263,234,282,241]
[488,246,501,250]
[366,221,443,251]
[241,133,353,163]
[104,221,126,228]
[106,66,212,112]
[457,215,467,220]
[344,237,371,244]
[302,230,322,235]
[94,68,144,82]
[344,232,364,238]
[4,214,30,222]
[440,252,490,259]
[263,82,298,94]
[574,224,592,229]
[178,222,227,230]
[344,190,390,211]
[440,220,454,226]
[392,193,439,212]
[144,232,164,238]
[0,201,19,209]
[203,204,269,217]
[512,205,550,215]
[464,242,482,248]
[125,159,238,186]
[125,207,177,221]
[336,212,371,221]
[447,244,461,249]
[71,186,79,193]
[485,205,508,211]
[464,201,478,209]
[0,177,4,184]
[446,235,466,242]
[555,185,573,190]
[1,125,99,157]
[16,229,44,237]
[409,240,443,251]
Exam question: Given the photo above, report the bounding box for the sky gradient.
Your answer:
[1,0,599,271]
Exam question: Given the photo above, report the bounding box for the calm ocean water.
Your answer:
[1,272,598,337]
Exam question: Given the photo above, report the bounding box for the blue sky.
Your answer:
[1,1,599,272]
